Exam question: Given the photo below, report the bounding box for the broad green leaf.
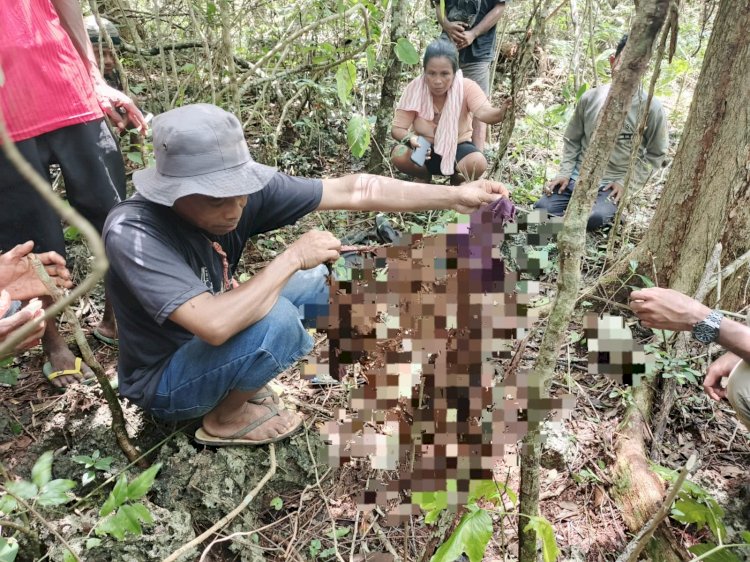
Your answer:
[126,151,143,165]
[126,463,161,501]
[96,513,127,540]
[335,61,356,106]
[0,538,18,562]
[100,474,129,516]
[270,496,283,510]
[72,455,95,466]
[62,550,76,562]
[672,498,711,526]
[741,530,750,544]
[82,471,96,487]
[346,115,370,158]
[31,451,53,488]
[37,479,76,506]
[6,480,37,500]
[688,543,741,562]
[0,494,17,515]
[394,37,419,65]
[524,516,560,562]
[309,539,322,557]
[319,548,337,559]
[468,480,500,503]
[85,538,102,550]
[126,502,154,525]
[430,507,493,562]
[0,366,19,386]
[93,457,113,471]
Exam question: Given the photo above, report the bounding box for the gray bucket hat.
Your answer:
[133,104,276,206]
[84,15,121,45]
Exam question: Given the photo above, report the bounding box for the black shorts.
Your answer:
[426,141,480,176]
[0,119,126,257]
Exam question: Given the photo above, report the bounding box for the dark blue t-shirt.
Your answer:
[103,173,323,408]
[439,0,506,63]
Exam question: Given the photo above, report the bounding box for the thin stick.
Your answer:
[164,443,277,562]
[2,488,81,561]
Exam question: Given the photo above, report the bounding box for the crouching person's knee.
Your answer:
[586,210,613,231]
[727,362,750,431]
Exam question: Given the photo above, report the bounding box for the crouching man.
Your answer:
[103,103,510,446]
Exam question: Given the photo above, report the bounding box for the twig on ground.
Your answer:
[2,487,81,561]
[200,510,296,561]
[370,518,402,561]
[614,453,698,562]
[304,425,346,562]
[283,484,314,558]
[165,443,277,562]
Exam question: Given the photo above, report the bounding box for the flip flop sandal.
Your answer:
[193,403,303,447]
[43,357,96,390]
[93,329,119,347]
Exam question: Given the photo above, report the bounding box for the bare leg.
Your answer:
[41,295,93,388]
[391,145,432,183]
[455,152,488,184]
[202,388,301,441]
[95,292,117,341]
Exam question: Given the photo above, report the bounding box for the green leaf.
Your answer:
[326,526,351,539]
[309,539,322,557]
[346,115,370,158]
[468,480,501,503]
[0,544,14,562]
[31,451,53,488]
[37,479,76,506]
[82,471,96,487]
[413,490,448,524]
[62,550,76,562]
[100,474,129,516]
[741,530,750,544]
[0,538,18,562]
[688,543,741,562]
[93,457,114,471]
[394,37,420,65]
[6,480,37,500]
[430,507,493,562]
[335,61,356,106]
[270,496,283,510]
[319,548,337,559]
[126,463,161,502]
[126,502,154,525]
[97,504,152,541]
[85,538,102,550]
[0,366,19,386]
[63,225,81,242]
[524,516,560,562]
[72,455,95,467]
[0,494,17,515]
[126,151,144,165]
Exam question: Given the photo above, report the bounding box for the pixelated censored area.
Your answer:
[584,313,655,385]
[304,205,576,523]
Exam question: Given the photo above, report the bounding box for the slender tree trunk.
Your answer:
[517,1,669,560]
[638,0,750,306]
[367,0,409,174]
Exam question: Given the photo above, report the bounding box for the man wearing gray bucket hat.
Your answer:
[103,103,510,446]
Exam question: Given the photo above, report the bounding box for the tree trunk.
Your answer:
[366,0,410,174]
[517,1,670,559]
[638,0,750,305]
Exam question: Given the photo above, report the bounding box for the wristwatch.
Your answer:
[691,310,724,344]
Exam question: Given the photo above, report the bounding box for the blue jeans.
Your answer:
[148,265,329,421]
[533,179,618,231]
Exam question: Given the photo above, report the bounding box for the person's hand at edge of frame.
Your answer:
[0,292,45,357]
[544,176,570,196]
[0,241,72,302]
[285,230,341,271]
[452,179,510,214]
[704,351,740,402]
[94,81,148,135]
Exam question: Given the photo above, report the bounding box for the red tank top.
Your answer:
[0,0,102,142]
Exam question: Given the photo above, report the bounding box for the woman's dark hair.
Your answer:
[423,39,459,72]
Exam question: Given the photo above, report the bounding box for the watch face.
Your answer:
[693,323,719,343]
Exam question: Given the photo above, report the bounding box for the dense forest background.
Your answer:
[1,1,749,561]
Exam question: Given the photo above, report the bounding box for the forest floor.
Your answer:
[2,46,750,562]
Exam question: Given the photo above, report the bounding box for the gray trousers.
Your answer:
[727,360,750,430]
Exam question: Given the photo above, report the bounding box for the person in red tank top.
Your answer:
[0,0,146,388]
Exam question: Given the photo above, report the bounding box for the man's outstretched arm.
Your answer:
[316,175,510,214]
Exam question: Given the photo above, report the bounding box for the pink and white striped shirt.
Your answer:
[0,0,102,142]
